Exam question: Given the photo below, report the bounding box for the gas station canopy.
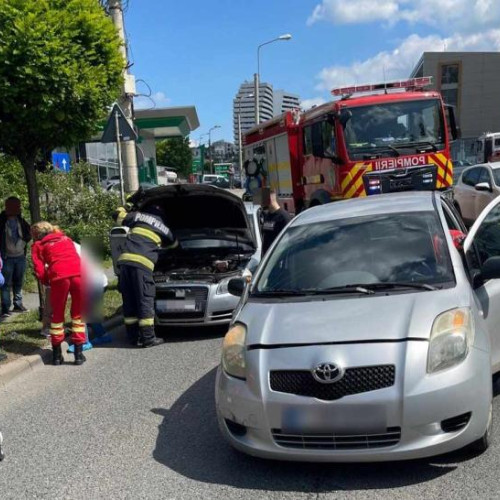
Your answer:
[135,106,200,140]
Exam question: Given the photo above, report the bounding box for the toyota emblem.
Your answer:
[312,363,344,384]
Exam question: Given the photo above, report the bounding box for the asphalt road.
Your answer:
[2,326,500,500]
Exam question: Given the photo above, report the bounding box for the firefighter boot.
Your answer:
[140,326,164,348]
[126,324,141,347]
[52,345,64,366]
[74,344,86,366]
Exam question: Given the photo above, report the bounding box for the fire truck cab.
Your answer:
[244,77,459,213]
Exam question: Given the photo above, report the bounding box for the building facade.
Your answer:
[411,52,500,160]
[273,89,301,115]
[212,140,237,163]
[233,81,300,147]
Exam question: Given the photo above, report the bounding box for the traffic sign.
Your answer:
[101,103,138,143]
[52,152,71,172]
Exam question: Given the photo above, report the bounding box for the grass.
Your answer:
[0,280,123,363]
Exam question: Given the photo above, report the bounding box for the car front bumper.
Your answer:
[155,282,238,327]
[215,341,491,462]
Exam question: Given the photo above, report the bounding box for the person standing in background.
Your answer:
[0,197,31,317]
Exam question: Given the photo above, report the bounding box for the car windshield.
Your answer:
[255,211,454,294]
[344,99,445,160]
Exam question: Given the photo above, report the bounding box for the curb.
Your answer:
[0,349,51,390]
[0,315,124,389]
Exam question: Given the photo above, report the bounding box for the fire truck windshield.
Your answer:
[343,98,445,160]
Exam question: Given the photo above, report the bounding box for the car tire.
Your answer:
[470,402,492,454]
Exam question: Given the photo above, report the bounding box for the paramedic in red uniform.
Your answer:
[31,222,86,366]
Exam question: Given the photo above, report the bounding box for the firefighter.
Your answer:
[114,203,176,348]
[260,188,292,255]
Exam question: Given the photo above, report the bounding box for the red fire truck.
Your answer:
[243,77,459,213]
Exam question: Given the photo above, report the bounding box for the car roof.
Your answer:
[292,191,438,227]
[462,162,500,171]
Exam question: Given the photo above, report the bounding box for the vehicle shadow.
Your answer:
[151,367,465,494]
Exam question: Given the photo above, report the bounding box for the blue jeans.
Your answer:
[1,256,26,312]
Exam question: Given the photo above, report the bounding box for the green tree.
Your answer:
[156,137,193,178]
[0,0,123,223]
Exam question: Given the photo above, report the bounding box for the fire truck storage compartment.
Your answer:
[264,134,293,198]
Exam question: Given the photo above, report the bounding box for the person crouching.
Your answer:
[31,222,86,366]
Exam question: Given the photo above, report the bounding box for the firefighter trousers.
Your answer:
[49,276,86,348]
[119,264,157,346]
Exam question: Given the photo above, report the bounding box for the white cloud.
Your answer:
[134,91,171,110]
[189,138,199,148]
[308,0,399,26]
[301,97,327,110]
[307,0,500,32]
[316,30,500,92]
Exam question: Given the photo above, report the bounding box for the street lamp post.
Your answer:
[237,93,254,182]
[208,125,221,174]
[254,33,292,125]
[199,133,209,178]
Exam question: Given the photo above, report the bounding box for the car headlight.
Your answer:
[427,308,474,374]
[217,269,252,295]
[222,323,247,379]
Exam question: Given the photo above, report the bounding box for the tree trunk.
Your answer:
[21,158,41,223]
[20,158,44,320]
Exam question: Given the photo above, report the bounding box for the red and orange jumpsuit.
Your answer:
[31,232,86,347]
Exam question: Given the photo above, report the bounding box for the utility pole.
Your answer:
[107,0,139,194]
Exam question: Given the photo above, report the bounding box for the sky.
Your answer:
[125,0,500,145]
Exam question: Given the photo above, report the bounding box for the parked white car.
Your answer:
[453,162,500,225]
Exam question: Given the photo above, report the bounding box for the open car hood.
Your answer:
[134,184,256,249]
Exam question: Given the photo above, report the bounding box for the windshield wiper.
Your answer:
[351,282,439,292]
[395,141,438,152]
[362,146,400,158]
[308,285,375,295]
[253,286,375,297]
[252,289,315,298]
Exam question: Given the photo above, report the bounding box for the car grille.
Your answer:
[155,287,208,320]
[270,365,395,401]
[272,427,401,450]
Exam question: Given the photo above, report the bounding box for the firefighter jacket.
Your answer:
[32,232,81,285]
[115,209,176,272]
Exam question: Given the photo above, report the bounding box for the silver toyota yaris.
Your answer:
[215,191,500,462]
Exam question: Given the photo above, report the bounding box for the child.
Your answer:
[31,222,86,366]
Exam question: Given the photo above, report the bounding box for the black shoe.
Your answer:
[52,345,64,366]
[12,305,27,313]
[74,344,86,366]
[142,338,165,348]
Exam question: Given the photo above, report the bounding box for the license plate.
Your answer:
[281,405,387,433]
[155,300,196,312]
[390,178,412,189]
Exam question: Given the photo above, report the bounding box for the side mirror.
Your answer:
[339,109,352,128]
[480,256,500,281]
[475,182,492,192]
[227,277,246,297]
[445,105,460,141]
